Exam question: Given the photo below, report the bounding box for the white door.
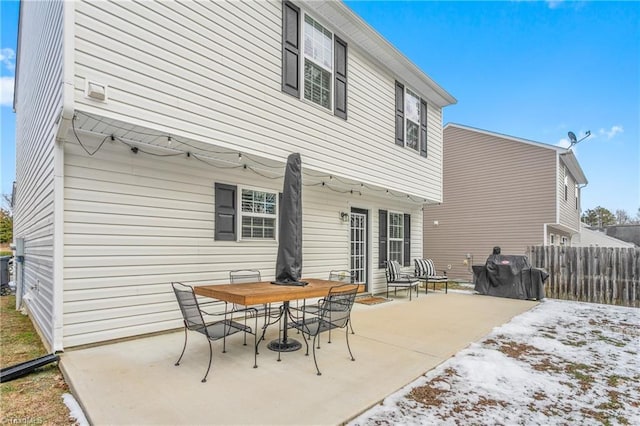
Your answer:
[350,209,368,288]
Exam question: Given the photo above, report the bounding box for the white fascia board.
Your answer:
[303,0,456,108]
[559,151,588,185]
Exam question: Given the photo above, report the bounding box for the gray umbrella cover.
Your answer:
[272,153,307,286]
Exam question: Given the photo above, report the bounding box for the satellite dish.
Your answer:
[568,131,577,144]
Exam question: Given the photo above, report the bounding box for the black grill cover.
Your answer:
[473,255,547,300]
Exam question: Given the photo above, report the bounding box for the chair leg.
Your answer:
[349,320,355,335]
[253,315,258,369]
[202,340,213,383]
[175,325,188,366]
[345,322,355,362]
[312,334,321,376]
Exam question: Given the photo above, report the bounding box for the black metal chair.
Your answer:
[288,283,359,375]
[385,260,419,300]
[171,282,258,382]
[293,270,356,342]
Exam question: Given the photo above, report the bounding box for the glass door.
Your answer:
[350,208,368,288]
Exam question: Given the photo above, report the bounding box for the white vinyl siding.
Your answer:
[13,0,65,351]
[62,134,423,346]
[72,0,444,202]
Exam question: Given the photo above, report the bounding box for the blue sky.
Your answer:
[1,0,639,216]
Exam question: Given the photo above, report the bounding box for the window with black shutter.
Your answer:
[395,80,428,157]
[282,1,300,97]
[379,210,411,267]
[215,183,237,241]
[378,210,387,268]
[420,99,428,157]
[395,81,404,147]
[334,36,348,119]
[281,2,348,119]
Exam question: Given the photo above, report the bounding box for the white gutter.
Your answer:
[52,0,75,352]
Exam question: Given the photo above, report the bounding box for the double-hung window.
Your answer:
[388,212,404,263]
[378,209,411,267]
[404,89,421,151]
[240,188,277,240]
[281,1,348,119]
[303,15,332,110]
[395,81,428,157]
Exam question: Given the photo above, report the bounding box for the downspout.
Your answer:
[52,0,75,352]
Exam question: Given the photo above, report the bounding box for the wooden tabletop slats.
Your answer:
[194,279,364,305]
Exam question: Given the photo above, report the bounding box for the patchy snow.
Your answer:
[62,393,89,426]
[350,299,640,425]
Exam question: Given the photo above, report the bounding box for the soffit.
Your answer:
[303,1,456,108]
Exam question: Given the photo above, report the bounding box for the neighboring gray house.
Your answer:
[422,123,587,281]
[13,0,455,350]
[571,223,635,248]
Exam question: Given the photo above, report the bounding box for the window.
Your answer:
[388,213,404,263]
[405,89,420,151]
[550,235,555,245]
[303,15,332,110]
[575,184,579,210]
[395,81,428,157]
[240,188,277,239]
[564,175,568,201]
[281,2,348,119]
[378,210,411,267]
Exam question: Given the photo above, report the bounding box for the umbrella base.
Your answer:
[267,338,302,352]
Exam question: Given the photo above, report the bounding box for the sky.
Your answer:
[349,297,640,424]
[1,0,639,216]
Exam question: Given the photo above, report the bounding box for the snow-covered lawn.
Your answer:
[350,299,640,425]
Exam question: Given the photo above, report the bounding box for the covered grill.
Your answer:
[473,248,547,300]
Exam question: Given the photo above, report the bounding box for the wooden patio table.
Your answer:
[194,279,363,354]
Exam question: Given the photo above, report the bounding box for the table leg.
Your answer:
[267,301,302,353]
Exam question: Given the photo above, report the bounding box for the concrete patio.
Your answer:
[60,292,538,425]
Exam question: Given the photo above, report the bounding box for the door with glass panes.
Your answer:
[350,208,368,289]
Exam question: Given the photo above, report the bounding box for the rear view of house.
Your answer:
[423,123,587,281]
[12,0,455,351]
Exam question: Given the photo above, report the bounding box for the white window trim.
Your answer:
[301,11,334,113]
[404,87,421,152]
[237,185,279,242]
[388,211,404,264]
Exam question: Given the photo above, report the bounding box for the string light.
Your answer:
[70,111,426,203]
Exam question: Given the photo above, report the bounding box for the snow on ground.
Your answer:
[350,299,640,425]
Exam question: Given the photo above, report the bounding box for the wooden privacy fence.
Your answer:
[527,246,639,307]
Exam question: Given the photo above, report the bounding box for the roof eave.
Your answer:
[303,0,456,108]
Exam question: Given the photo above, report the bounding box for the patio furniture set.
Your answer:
[171,271,359,382]
[172,258,448,383]
[385,258,449,300]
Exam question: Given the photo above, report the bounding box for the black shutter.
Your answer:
[215,183,236,241]
[282,1,300,97]
[420,99,428,157]
[378,210,388,268]
[395,81,404,147]
[334,36,348,120]
[403,213,411,266]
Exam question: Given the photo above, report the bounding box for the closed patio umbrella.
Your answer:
[272,152,307,286]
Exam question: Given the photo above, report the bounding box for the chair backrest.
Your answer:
[329,270,354,283]
[385,260,402,282]
[229,269,261,284]
[172,282,207,332]
[414,258,436,277]
[319,283,359,328]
